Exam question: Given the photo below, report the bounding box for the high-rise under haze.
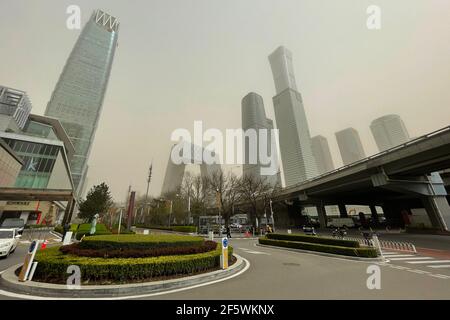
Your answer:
[311,135,335,175]
[269,46,318,187]
[335,128,366,166]
[241,92,280,186]
[45,10,119,195]
[370,114,410,152]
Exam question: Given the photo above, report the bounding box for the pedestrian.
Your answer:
[226,226,231,238]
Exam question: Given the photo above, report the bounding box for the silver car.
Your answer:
[0,229,21,258]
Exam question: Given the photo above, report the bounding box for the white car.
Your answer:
[327,218,355,228]
[0,228,21,258]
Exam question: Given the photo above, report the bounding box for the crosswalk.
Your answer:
[382,251,450,270]
[238,247,270,255]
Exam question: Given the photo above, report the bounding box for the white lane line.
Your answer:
[406,269,430,274]
[0,255,251,300]
[389,257,433,261]
[429,274,450,279]
[408,260,450,265]
[428,265,450,269]
[381,254,415,258]
[389,265,410,270]
[239,248,269,255]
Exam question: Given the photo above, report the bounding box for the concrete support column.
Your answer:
[370,205,379,225]
[338,203,348,218]
[62,198,75,226]
[422,196,450,231]
[316,203,328,228]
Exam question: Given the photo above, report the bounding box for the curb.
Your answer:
[255,243,385,262]
[0,254,246,299]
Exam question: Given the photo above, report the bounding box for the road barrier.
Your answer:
[344,237,417,254]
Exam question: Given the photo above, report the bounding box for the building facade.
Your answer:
[269,46,318,187]
[0,138,23,187]
[241,92,280,186]
[44,9,119,194]
[311,135,335,175]
[335,127,366,166]
[0,86,32,132]
[370,114,410,152]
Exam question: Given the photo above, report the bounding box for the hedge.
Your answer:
[60,241,217,258]
[266,233,360,248]
[259,238,378,258]
[79,234,205,250]
[33,244,234,283]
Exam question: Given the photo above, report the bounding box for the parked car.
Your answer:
[0,218,25,235]
[0,229,21,258]
[327,217,355,228]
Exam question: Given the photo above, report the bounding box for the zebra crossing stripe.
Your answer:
[381,254,415,258]
[428,265,450,269]
[408,260,450,264]
[389,257,432,261]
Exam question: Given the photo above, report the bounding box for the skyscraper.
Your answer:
[241,92,280,186]
[0,86,32,132]
[45,10,119,194]
[370,114,410,152]
[269,46,318,186]
[311,135,335,175]
[335,128,366,165]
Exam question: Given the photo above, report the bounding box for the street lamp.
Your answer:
[216,188,222,237]
[269,198,275,232]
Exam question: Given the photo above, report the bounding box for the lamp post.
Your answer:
[270,199,275,232]
[117,207,124,235]
[216,188,222,237]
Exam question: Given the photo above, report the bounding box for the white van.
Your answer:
[327,218,355,228]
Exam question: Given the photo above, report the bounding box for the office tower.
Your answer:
[370,114,410,152]
[269,46,318,186]
[241,92,280,186]
[0,86,32,132]
[335,128,366,165]
[45,9,119,194]
[311,135,335,175]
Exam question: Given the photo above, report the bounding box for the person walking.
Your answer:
[226,225,231,238]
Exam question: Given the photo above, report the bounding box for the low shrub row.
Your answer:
[60,240,218,258]
[259,238,378,258]
[79,234,205,250]
[266,233,360,248]
[33,244,234,283]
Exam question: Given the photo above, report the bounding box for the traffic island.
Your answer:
[258,233,380,260]
[0,234,245,298]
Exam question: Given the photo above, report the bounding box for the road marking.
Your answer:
[389,257,433,261]
[429,274,450,279]
[406,269,430,274]
[408,260,450,265]
[0,255,251,300]
[389,265,410,270]
[428,265,450,269]
[239,248,270,255]
[381,254,415,258]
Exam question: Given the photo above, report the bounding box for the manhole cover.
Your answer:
[283,262,300,266]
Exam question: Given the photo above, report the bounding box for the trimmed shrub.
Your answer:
[259,238,378,258]
[79,234,205,250]
[33,244,234,283]
[266,233,360,248]
[60,241,217,258]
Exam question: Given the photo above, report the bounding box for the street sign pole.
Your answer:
[220,237,229,269]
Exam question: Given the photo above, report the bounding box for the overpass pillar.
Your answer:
[338,203,348,218]
[422,196,450,231]
[370,205,379,225]
[316,203,327,228]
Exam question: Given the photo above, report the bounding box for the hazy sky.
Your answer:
[1,0,450,201]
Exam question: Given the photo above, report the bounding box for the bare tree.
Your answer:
[238,174,275,228]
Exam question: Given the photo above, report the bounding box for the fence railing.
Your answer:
[344,236,417,254]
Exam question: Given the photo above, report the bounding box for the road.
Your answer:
[0,235,449,300]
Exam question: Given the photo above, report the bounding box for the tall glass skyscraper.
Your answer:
[370,114,410,152]
[269,46,318,187]
[311,135,335,175]
[45,10,119,194]
[335,127,366,165]
[241,92,280,186]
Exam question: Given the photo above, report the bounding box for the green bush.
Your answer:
[54,225,63,234]
[266,233,360,248]
[79,234,205,250]
[259,238,378,258]
[33,244,234,283]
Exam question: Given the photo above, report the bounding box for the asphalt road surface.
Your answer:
[1,236,449,300]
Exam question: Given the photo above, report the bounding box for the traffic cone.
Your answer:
[41,240,48,250]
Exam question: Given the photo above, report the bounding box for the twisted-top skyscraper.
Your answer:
[45,10,119,195]
[269,46,318,186]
